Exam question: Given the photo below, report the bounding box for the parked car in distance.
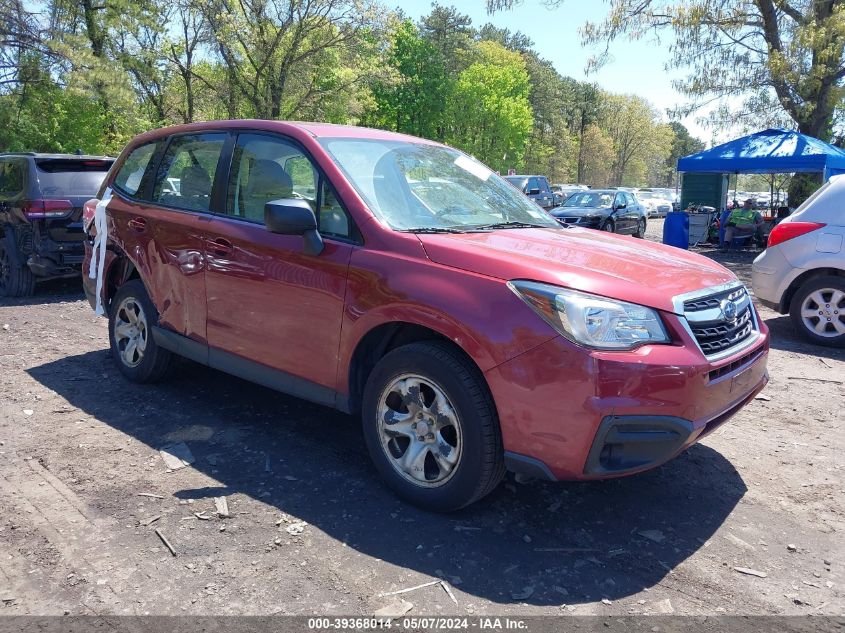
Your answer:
[0,153,113,296]
[752,174,845,347]
[550,189,648,237]
[552,183,589,204]
[636,191,673,218]
[504,174,557,209]
[83,121,769,512]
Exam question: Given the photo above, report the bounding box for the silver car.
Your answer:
[752,175,845,347]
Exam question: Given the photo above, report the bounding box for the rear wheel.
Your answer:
[634,217,646,238]
[109,280,174,382]
[789,276,845,348]
[361,341,505,512]
[0,241,35,297]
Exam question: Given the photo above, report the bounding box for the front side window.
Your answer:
[114,143,158,197]
[227,134,316,223]
[153,133,226,211]
[227,133,354,238]
[319,139,558,232]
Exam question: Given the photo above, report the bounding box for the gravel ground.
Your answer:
[0,220,842,617]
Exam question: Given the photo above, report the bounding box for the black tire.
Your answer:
[361,341,505,512]
[108,279,174,382]
[788,275,845,348]
[600,219,615,233]
[634,217,646,238]
[0,241,35,297]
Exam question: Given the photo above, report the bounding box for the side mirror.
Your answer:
[527,187,540,195]
[615,203,627,210]
[265,199,324,256]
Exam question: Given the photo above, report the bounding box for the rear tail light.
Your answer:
[22,199,74,220]
[82,198,98,233]
[767,221,826,248]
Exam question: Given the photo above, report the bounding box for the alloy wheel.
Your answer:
[377,373,462,488]
[800,288,845,338]
[113,297,149,367]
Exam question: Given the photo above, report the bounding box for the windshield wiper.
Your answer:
[470,221,550,230]
[401,227,468,234]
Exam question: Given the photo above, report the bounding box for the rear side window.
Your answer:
[0,160,25,198]
[153,133,226,211]
[114,144,158,197]
[34,158,112,197]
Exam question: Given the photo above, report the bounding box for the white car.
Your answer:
[752,175,845,347]
[636,191,673,218]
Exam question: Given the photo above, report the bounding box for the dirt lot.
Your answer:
[0,220,843,617]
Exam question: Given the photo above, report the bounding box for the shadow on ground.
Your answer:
[28,351,746,607]
[763,314,845,363]
[2,277,83,307]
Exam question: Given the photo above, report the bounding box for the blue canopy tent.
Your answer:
[678,128,845,181]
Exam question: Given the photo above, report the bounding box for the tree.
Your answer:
[578,123,615,187]
[198,0,382,120]
[445,40,532,172]
[489,1,844,139]
[664,121,705,187]
[368,20,449,139]
[418,3,473,76]
[600,93,673,186]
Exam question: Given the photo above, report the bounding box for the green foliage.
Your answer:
[367,20,449,139]
[0,0,691,189]
[445,41,533,172]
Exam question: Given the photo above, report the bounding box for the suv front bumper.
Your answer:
[487,315,770,481]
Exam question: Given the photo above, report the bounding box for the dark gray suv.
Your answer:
[0,153,113,296]
[504,174,559,209]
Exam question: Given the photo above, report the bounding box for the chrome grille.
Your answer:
[557,216,581,224]
[684,287,745,313]
[681,285,758,358]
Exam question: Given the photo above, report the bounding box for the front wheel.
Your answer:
[109,280,174,382]
[789,276,845,348]
[601,219,615,233]
[361,341,505,512]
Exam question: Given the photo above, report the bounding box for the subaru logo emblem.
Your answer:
[721,299,738,322]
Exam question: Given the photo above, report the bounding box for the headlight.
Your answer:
[508,281,670,350]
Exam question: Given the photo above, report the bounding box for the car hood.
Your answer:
[418,227,735,313]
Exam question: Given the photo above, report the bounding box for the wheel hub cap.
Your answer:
[113,298,148,367]
[377,374,462,488]
[800,288,845,338]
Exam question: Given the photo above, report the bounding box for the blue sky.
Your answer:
[398,0,711,143]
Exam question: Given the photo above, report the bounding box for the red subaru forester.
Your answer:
[83,121,769,511]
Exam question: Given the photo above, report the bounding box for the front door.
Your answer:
[203,132,354,400]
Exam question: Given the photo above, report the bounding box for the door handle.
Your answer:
[128,217,147,232]
[206,237,233,257]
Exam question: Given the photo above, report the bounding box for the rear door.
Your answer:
[202,131,355,399]
[625,192,641,232]
[109,133,226,342]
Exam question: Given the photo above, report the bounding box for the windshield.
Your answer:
[562,192,613,208]
[319,139,558,231]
